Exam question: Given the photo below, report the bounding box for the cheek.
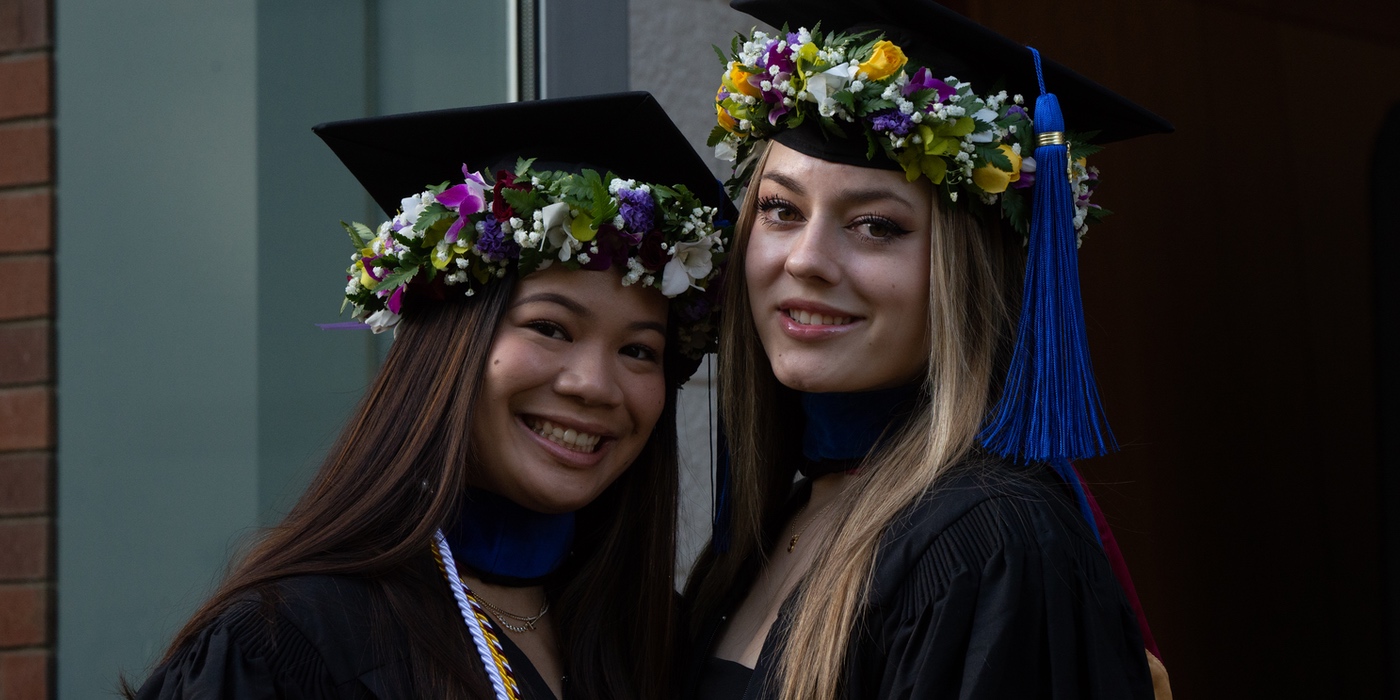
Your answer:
[627,374,668,436]
[744,231,784,295]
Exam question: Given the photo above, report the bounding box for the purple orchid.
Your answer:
[903,67,955,103]
[386,286,404,314]
[436,165,488,243]
[617,188,656,233]
[869,109,914,136]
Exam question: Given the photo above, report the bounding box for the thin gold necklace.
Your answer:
[473,592,550,633]
[787,497,840,553]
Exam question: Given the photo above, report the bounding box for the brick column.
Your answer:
[0,0,54,699]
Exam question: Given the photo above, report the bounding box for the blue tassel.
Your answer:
[978,47,1116,465]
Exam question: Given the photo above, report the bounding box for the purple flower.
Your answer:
[869,109,914,136]
[1007,104,1029,121]
[617,188,656,233]
[437,165,489,243]
[757,39,795,76]
[903,67,955,103]
[581,225,624,271]
[473,217,519,260]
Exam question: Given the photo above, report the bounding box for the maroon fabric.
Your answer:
[1074,466,1161,659]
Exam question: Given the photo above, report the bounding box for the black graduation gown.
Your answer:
[685,456,1154,700]
[134,574,558,699]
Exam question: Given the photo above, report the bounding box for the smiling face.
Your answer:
[469,265,669,514]
[745,141,934,393]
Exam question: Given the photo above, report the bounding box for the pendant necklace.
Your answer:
[475,593,550,633]
[787,497,840,553]
[432,529,523,700]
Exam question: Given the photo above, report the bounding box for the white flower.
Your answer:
[973,108,998,123]
[1021,156,1037,173]
[539,201,574,260]
[969,129,996,143]
[803,62,852,115]
[365,309,401,334]
[661,239,715,297]
[715,139,738,162]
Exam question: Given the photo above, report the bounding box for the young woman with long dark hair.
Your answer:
[126,93,732,700]
[683,2,1174,699]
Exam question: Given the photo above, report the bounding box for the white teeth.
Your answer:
[527,418,602,453]
[787,309,853,326]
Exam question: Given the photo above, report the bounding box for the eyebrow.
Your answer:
[514,291,668,336]
[762,170,917,210]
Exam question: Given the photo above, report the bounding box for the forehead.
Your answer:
[760,142,933,206]
[513,265,668,326]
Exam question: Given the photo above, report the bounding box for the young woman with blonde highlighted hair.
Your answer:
[682,2,1174,698]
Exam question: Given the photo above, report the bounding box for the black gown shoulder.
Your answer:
[133,575,409,699]
[687,455,1153,700]
[849,456,1153,699]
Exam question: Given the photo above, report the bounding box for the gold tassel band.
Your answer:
[1037,131,1066,146]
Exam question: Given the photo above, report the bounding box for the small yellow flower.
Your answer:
[716,88,741,133]
[724,62,761,98]
[856,40,907,81]
[570,212,598,242]
[972,144,1023,194]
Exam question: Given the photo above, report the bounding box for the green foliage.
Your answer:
[976,144,1013,171]
[1067,131,1104,160]
[713,43,729,67]
[342,220,372,249]
[1000,187,1029,237]
[707,124,730,148]
[502,186,545,215]
[413,202,453,233]
[376,266,417,292]
[514,157,537,177]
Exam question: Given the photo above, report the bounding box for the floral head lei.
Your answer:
[712,27,1109,241]
[341,158,730,359]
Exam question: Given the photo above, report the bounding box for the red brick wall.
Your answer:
[0,0,53,697]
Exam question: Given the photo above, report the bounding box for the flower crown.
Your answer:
[712,27,1108,240]
[341,158,730,358]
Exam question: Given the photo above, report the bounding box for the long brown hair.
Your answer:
[132,274,679,699]
[685,142,1024,700]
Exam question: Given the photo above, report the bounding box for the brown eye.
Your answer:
[757,196,802,224]
[852,216,911,240]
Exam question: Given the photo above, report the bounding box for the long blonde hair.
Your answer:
[686,142,1024,700]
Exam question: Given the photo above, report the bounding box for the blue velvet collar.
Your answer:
[800,383,921,475]
[444,489,575,586]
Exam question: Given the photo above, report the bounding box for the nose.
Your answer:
[553,343,625,407]
[782,215,843,286]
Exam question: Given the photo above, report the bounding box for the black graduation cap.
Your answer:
[733,0,1172,152]
[313,91,736,223]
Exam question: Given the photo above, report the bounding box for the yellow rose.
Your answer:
[856,40,907,81]
[972,144,1023,194]
[724,62,761,98]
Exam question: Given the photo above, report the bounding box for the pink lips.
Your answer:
[777,300,862,341]
[517,415,614,469]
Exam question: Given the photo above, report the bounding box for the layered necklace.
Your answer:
[430,490,576,700]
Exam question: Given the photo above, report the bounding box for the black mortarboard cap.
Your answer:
[314,92,736,222]
[733,0,1172,148]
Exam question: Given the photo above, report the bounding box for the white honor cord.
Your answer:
[433,529,514,700]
